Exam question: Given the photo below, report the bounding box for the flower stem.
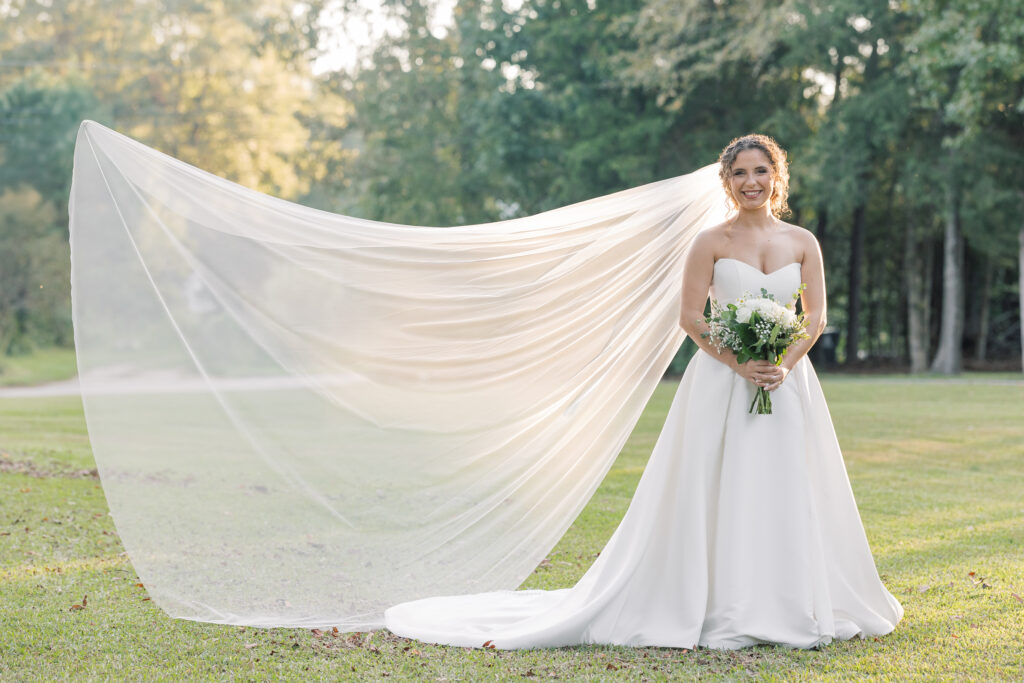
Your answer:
[749,387,774,415]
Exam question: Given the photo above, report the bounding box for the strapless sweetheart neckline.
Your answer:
[714,258,800,277]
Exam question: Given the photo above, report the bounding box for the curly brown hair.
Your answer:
[717,134,791,218]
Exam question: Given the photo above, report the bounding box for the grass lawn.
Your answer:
[0,348,77,388]
[1,375,1022,681]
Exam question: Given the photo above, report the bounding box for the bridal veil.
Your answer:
[68,120,727,629]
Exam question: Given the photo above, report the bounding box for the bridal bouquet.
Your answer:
[703,286,809,414]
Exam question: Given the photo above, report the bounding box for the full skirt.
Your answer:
[384,352,903,649]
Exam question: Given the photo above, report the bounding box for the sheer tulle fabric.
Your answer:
[68,121,728,629]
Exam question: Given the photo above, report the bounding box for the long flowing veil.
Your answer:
[68,120,727,628]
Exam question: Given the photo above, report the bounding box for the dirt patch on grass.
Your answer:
[0,452,97,479]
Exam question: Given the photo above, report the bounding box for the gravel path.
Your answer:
[0,378,82,398]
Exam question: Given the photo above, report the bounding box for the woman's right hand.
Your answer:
[730,359,779,388]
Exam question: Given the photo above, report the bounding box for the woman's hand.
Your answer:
[732,359,787,391]
[763,365,789,392]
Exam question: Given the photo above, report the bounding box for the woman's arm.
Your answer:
[764,230,827,390]
[678,234,733,365]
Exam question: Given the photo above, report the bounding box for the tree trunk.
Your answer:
[846,203,866,364]
[1019,222,1024,373]
[974,253,993,362]
[930,189,964,374]
[906,216,931,373]
[867,251,879,357]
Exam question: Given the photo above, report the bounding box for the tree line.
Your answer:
[0,0,1020,373]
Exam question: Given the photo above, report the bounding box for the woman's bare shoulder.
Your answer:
[777,222,822,264]
[778,220,809,234]
[779,221,820,247]
[691,221,731,249]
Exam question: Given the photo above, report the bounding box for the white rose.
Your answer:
[752,299,778,321]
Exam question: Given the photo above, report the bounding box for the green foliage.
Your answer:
[0,187,70,354]
[499,0,679,206]
[0,75,98,353]
[325,0,511,224]
[0,0,346,200]
[330,0,688,223]
[0,0,1019,367]
[903,0,1024,140]
[899,0,1024,256]
[0,74,102,216]
[0,0,350,356]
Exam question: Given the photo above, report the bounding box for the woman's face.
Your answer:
[728,148,775,212]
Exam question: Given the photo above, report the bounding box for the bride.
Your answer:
[383,134,904,650]
[69,122,902,649]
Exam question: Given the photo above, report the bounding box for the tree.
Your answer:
[0,187,69,353]
[497,0,683,206]
[0,0,344,200]
[0,74,101,219]
[327,0,685,224]
[903,0,1024,372]
[0,0,349,354]
[620,0,812,165]
[322,0,516,225]
[0,76,99,351]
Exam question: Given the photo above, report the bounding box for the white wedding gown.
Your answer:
[384,257,903,650]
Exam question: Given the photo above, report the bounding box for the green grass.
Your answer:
[0,348,77,387]
[1,376,1022,681]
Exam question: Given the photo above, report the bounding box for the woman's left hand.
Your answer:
[761,365,789,392]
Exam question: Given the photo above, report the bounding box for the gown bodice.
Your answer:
[710,258,802,307]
